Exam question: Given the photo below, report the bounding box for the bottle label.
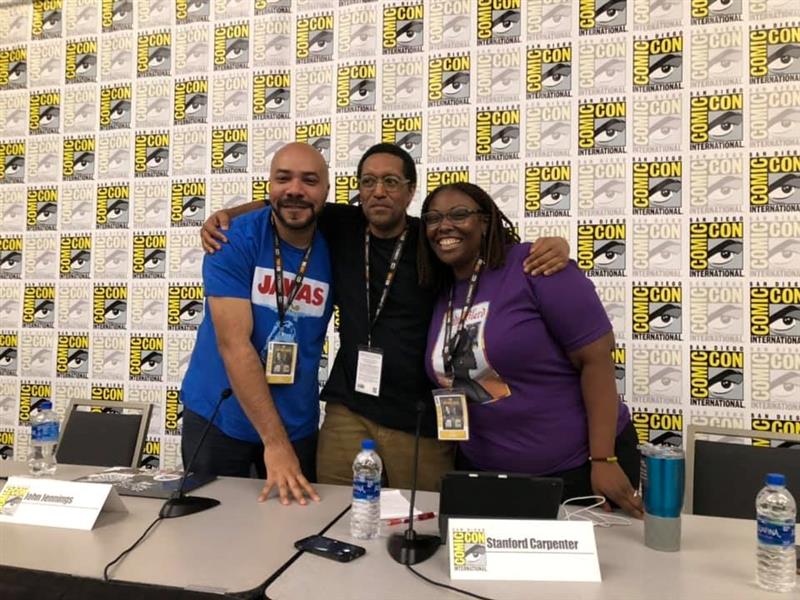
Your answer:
[353,476,380,501]
[31,421,59,443]
[757,516,796,546]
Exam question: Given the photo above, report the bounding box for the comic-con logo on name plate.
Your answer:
[101,0,133,31]
[477,0,521,45]
[93,283,127,329]
[129,334,163,381]
[296,13,334,63]
[0,236,22,279]
[382,114,422,163]
[689,218,744,277]
[751,284,800,343]
[167,284,204,330]
[632,158,682,215]
[62,136,95,181]
[577,220,626,276]
[65,38,97,84]
[214,21,249,71]
[175,0,209,24]
[578,0,627,36]
[211,126,247,174]
[337,62,377,113]
[99,84,131,130]
[750,152,800,213]
[578,99,626,156]
[451,529,488,571]
[0,46,27,90]
[31,0,62,40]
[56,333,89,378]
[26,187,57,231]
[632,283,682,341]
[632,408,683,446]
[427,167,470,195]
[690,0,741,25]
[689,347,744,409]
[476,106,520,161]
[96,183,129,229]
[134,131,169,177]
[170,179,205,227]
[59,234,91,279]
[29,90,60,135]
[632,34,683,92]
[137,30,171,77]
[690,90,744,150]
[429,53,470,107]
[526,44,571,100]
[0,140,25,184]
[296,120,331,162]
[524,162,571,217]
[253,72,290,120]
[174,78,207,125]
[383,3,424,54]
[0,332,17,376]
[132,232,167,278]
[22,284,56,328]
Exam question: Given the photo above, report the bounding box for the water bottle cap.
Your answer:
[361,439,376,451]
[766,473,786,486]
[38,401,53,410]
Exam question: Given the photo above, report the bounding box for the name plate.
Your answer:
[0,476,127,530]
[448,518,601,582]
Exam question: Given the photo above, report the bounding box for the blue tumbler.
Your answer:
[641,444,685,551]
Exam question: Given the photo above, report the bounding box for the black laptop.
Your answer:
[438,471,564,541]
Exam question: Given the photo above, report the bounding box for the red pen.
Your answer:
[384,512,436,526]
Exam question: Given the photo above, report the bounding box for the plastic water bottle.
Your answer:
[28,401,59,476]
[756,473,797,592]
[350,439,382,539]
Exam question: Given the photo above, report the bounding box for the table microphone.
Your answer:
[159,388,232,519]
[387,401,440,565]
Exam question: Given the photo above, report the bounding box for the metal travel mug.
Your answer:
[641,444,685,552]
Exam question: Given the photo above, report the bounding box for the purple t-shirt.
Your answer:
[425,243,630,475]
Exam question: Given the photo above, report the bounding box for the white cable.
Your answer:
[559,495,632,528]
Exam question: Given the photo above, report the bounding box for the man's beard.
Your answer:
[273,198,317,230]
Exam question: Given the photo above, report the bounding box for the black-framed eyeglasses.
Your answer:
[358,175,409,192]
[420,208,484,227]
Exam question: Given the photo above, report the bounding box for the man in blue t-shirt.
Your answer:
[180,143,333,506]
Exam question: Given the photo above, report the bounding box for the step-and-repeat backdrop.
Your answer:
[0,0,798,468]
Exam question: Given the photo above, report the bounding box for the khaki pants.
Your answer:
[317,402,455,492]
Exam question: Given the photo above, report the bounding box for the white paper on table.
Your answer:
[379,489,424,520]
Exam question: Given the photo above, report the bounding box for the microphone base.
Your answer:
[387,531,441,565]
[159,496,220,519]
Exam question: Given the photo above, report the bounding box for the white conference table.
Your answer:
[266,490,788,600]
[0,462,352,595]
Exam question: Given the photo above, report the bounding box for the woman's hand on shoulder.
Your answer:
[590,461,644,519]
[523,237,570,276]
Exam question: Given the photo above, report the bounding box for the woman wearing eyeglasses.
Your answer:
[418,182,643,517]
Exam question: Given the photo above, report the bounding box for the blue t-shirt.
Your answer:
[181,207,333,443]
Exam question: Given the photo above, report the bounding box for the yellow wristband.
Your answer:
[589,455,618,463]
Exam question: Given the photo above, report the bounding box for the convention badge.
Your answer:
[433,388,469,441]
[355,345,383,397]
[266,340,298,385]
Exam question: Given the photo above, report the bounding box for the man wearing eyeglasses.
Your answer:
[201,143,569,491]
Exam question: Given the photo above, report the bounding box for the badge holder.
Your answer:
[355,345,383,397]
[432,388,469,441]
[266,327,298,385]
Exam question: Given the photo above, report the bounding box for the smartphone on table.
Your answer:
[294,535,366,562]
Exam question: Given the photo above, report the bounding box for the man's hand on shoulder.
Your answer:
[201,202,267,254]
[523,237,570,276]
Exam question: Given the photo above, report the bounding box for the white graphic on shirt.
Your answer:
[251,266,329,318]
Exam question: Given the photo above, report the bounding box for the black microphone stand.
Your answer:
[159,388,232,519]
[387,401,440,565]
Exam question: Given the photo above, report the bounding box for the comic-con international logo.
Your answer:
[96,183,129,229]
[752,415,800,448]
[101,0,133,31]
[173,78,207,125]
[170,180,205,227]
[526,45,571,99]
[690,91,743,150]
[253,72,290,120]
[337,62,377,113]
[56,334,89,378]
[452,529,487,572]
[255,0,288,15]
[0,46,27,90]
[31,0,62,39]
[214,21,249,71]
[19,382,51,426]
[751,348,800,411]
[296,120,331,162]
[690,0,741,25]
[59,235,91,279]
[383,3,424,54]
[134,131,169,177]
[130,335,163,382]
[62,136,95,181]
[524,163,570,217]
[577,221,626,276]
[633,34,683,92]
[477,0,521,45]
[578,100,626,155]
[750,26,800,84]
[26,187,57,230]
[632,283,682,341]
[578,0,627,35]
[689,219,744,277]
[99,84,131,130]
[0,332,17,376]
[65,38,97,84]
[426,168,470,195]
[91,384,124,403]
[429,54,470,107]
[211,127,247,174]
[750,85,800,149]
[334,173,359,204]
[632,408,683,446]
[0,140,25,184]
[382,114,422,163]
[476,107,520,161]
[132,233,167,278]
[0,237,22,279]
[632,158,682,215]
[750,153,800,213]
[93,284,127,329]
[751,285,800,343]
[137,30,171,77]
[296,13,334,63]
[164,388,183,435]
[690,347,744,408]
[613,345,625,400]
[22,284,56,328]
[29,90,60,135]
[0,429,14,459]
[140,437,160,469]
[168,284,204,330]
[252,178,270,204]
[176,0,209,24]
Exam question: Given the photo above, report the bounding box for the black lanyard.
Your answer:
[271,213,313,328]
[364,226,408,348]
[442,258,484,380]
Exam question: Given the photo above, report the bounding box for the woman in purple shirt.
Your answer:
[418,182,643,517]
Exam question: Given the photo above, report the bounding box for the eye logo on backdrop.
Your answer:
[253,72,290,119]
[526,44,572,99]
[689,347,744,408]
[28,90,60,135]
[65,38,97,84]
[383,3,424,54]
[214,21,249,71]
[578,0,627,36]
[476,106,520,161]
[93,283,127,329]
[690,26,743,89]
[137,30,171,77]
[632,407,683,446]
[164,387,183,435]
[0,46,26,91]
[252,177,270,204]
[690,0,741,25]
[577,220,626,276]
[173,77,207,125]
[31,0,62,40]
[689,218,744,277]
[689,90,744,150]
[751,415,800,448]
[632,33,683,92]
[134,131,169,177]
[56,333,89,378]
[176,0,210,24]
[428,0,470,48]
[689,283,743,343]
[99,83,131,130]
[19,382,51,425]
[334,173,359,205]
[132,232,167,278]
[382,113,422,163]
[632,158,682,215]
[255,0,289,15]
[750,84,800,148]
[296,119,331,162]
[749,151,800,213]
[751,347,800,412]
[578,99,626,155]
[0,140,25,184]
[0,236,22,279]
[26,186,57,230]
[170,179,205,226]
[62,136,94,181]
[210,125,247,173]
[91,383,124,402]
[0,333,17,376]
[96,183,129,229]
[130,334,163,381]
[477,0,521,45]
[428,53,470,106]
[750,284,800,343]
[167,284,204,330]
[427,166,469,194]
[336,61,377,112]
[524,162,571,217]
[101,0,133,31]
[632,282,683,340]
[59,234,91,279]
[22,284,55,328]
[296,12,334,63]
